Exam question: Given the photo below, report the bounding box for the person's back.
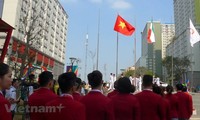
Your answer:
[80,70,114,120]
[45,72,85,120]
[165,85,179,119]
[81,91,113,120]
[107,80,119,98]
[72,77,83,101]
[135,75,164,120]
[28,71,57,120]
[111,77,140,120]
[175,84,193,119]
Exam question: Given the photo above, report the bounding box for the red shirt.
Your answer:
[28,88,58,120]
[175,92,193,119]
[45,95,86,120]
[80,90,115,120]
[107,90,119,98]
[162,98,170,120]
[165,94,179,118]
[111,93,140,120]
[135,90,165,120]
[0,93,12,120]
[72,92,82,101]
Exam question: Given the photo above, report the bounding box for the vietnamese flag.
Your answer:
[114,15,135,36]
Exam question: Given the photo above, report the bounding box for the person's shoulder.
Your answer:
[0,95,9,104]
[45,96,60,105]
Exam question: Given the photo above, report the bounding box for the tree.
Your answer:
[9,0,47,78]
[162,56,190,82]
[124,67,153,77]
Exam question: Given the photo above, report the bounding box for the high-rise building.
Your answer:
[161,24,175,59]
[137,21,175,78]
[140,21,162,77]
[166,0,200,87]
[0,0,68,79]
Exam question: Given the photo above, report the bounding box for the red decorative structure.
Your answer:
[0,18,14,62]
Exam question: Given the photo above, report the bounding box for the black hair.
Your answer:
[88,70,103,89]
[0,63,10,78]
[74,77,82,90]
[142,75,153,87]
[117,77,133,93]
[12,79,18,85]
[58,72,76,93]
[130,85,135,93]
[153,84,162,95]
[182,86,187,92]
[29,74,35,80]
[176,83,183,91]
[114,80,118,90]
[166,85,173,94]
[38,71,53,87]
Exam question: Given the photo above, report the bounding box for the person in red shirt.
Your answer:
[0,63,12,120]
[107,80,119,98]
[28,71,58,120]
[175,84,193,120]
[45,72,86,120]
[135,75,165,120]
[80,70,115,120]
[72,77,83,101]
[165,85,179,120]
[111,77,140,120]
[153,84,170,120]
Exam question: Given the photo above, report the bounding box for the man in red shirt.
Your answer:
[107,80,119,98]
[111,77,140,120]
[72,77,83,101]
[81,70,115,120]
[45,72,85,120]
[165,85,179,120]
[28,71,58,120]
[175,84,193,120]
[135,75,165,120]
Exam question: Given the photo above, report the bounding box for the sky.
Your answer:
[59,0,174,81]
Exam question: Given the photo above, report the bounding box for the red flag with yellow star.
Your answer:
[114,15,135,36]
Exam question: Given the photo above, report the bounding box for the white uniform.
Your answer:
[6,86,17,111]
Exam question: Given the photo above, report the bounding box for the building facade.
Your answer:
[137,22,175,79]
[166,0,200,88]
[140,21,162,77]
[161,24,175,59]
[0,0,68,79]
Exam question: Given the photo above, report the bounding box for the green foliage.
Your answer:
[124,67,153,77]
[162,56,191,81]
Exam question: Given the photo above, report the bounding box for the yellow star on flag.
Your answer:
[118,21,126,29]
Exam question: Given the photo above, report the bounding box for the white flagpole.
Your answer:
[116,32,119,76]
[96,10,100,70]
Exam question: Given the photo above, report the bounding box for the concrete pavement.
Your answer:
[191,93,200,120]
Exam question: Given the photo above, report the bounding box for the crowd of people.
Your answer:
[0,62,193,120]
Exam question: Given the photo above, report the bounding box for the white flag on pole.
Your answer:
[189,19,200,47]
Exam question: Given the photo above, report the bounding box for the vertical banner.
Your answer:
[66,65,78,76]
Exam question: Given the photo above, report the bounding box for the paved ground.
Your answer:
[191,93,200,120]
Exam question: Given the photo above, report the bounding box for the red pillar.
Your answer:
[0,29,13,62]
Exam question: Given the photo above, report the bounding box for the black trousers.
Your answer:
[11,110,15,120]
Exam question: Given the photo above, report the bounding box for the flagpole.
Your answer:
[116,32,119,76]
[84,27,88,81]
[96,9,100,70]
[134,18,137,79]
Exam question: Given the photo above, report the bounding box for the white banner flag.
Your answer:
[189,19,200,47]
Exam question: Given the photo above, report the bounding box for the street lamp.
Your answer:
[69,57,77,72]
